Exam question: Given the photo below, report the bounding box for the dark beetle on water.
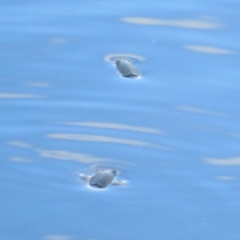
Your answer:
[115,59,141,78]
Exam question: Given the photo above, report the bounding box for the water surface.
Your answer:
[1,0,240,240]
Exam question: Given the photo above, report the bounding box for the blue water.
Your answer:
[1,0,240,240]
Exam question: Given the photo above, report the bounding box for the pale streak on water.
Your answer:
[121,16,222,29]
[184,45,235,54]
[205,157,240,166]
[0,93,43,98]
[60,121,163,134]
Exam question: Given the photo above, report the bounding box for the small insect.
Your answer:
[80,169,127,189]
[115,59,141,78]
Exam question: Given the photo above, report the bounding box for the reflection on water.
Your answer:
[191,124,240,141]
[0,93,43,98]
[25,82,51,88]
[176,105,228,117]
[184,45,235,54]
[9,157,32,163]
[36,149,108,163]
[121,17,221,29]
[43,235,73,240]
[8,141,112,164]
[47,133,169,149]
[9,141,32,149]
[61,121,163,134]
[215,176,236,181]
[205,156,240,166]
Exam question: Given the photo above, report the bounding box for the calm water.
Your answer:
[1,0,240,240]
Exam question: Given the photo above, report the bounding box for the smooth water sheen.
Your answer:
[1,0,240,240]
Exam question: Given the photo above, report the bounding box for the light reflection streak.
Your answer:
[121,17,221,29]
[205,157,240,166]
[8,141,112,164]
[35,149,108,163]
[188,124,240,140]
[184,45,235,54]
[176,106,227,117]
[43,235,73,240]
[61,122,162,134]
[0,93,43,98]
[25,82,50,88]
[8,141,32,148]
[10,157,31,163]
[47,133,168,149]
[215,176,235,181]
